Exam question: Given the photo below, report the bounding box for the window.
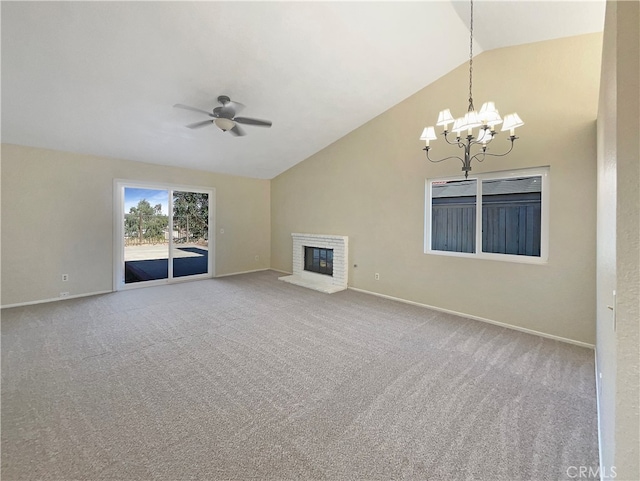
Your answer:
[425,168,549,263]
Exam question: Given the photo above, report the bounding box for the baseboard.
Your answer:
[347,286,596,349]
[1,290,114,309]
[594,348,604,481]
[269,268,292,275]
[214,268,271,278]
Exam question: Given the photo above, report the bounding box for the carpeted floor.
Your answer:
[1,270,598,480]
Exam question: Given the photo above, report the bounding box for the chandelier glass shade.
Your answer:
[420,0,523,178]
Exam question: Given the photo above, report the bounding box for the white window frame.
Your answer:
[425,167,550,264]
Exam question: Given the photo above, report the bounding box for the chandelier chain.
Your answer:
[468,0,474,112]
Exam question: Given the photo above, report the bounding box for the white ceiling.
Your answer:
[1,1,605,179]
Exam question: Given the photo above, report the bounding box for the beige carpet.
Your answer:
[1,270,598,480]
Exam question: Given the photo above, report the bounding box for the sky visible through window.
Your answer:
[124,188,168,215]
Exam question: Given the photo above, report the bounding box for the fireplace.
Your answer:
[305,247,333,276]
[279,233,348,293]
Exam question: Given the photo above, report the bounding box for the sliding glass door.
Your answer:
[115,181,214,290]
[172,191,209,278]
[123,187,170,283]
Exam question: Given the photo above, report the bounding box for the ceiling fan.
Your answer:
[174,95,272,137]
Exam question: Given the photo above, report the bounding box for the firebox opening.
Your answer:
[304,247,333,276]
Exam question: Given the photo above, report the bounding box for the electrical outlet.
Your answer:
[374,273,380,280]
[60,292,69,298]
[62,274,69,282]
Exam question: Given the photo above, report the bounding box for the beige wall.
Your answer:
[597,1,640,479]
[1,144,271,306]
[272,33,602,345]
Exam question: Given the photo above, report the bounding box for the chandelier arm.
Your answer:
[442,132,467,148]
[423,148,465,165]
[471,151,486,163]
[468,139,516,163]
[468,134,495,148]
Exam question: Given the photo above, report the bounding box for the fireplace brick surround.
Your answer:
[279,233,348,293]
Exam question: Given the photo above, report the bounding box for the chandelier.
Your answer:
[420,0,523,179]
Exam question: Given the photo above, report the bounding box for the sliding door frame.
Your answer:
[113,179,215,291]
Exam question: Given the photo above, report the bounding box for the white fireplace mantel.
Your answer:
[279,233,348,293]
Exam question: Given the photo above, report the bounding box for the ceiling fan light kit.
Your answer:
[214,118,236,132]
[420,0,523,179]
[174,95,272,137]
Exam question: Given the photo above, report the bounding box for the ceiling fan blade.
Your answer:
[228,100,245,115]
[217,95,245,115]
[234,117,272,127]
[229,124,246,137]
[213,106,233,119]
[174,104,214,117]
[215,104,245,119]
[186,119,215,129]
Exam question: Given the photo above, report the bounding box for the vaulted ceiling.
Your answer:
[1,1,605,179]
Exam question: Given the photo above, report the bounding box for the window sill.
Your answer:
[425,249,548,265]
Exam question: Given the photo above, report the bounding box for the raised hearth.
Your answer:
[279,233,348,293]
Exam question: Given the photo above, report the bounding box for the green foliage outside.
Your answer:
[173,192,208,243]
[125,199,168,245]
[124,194,208,246]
